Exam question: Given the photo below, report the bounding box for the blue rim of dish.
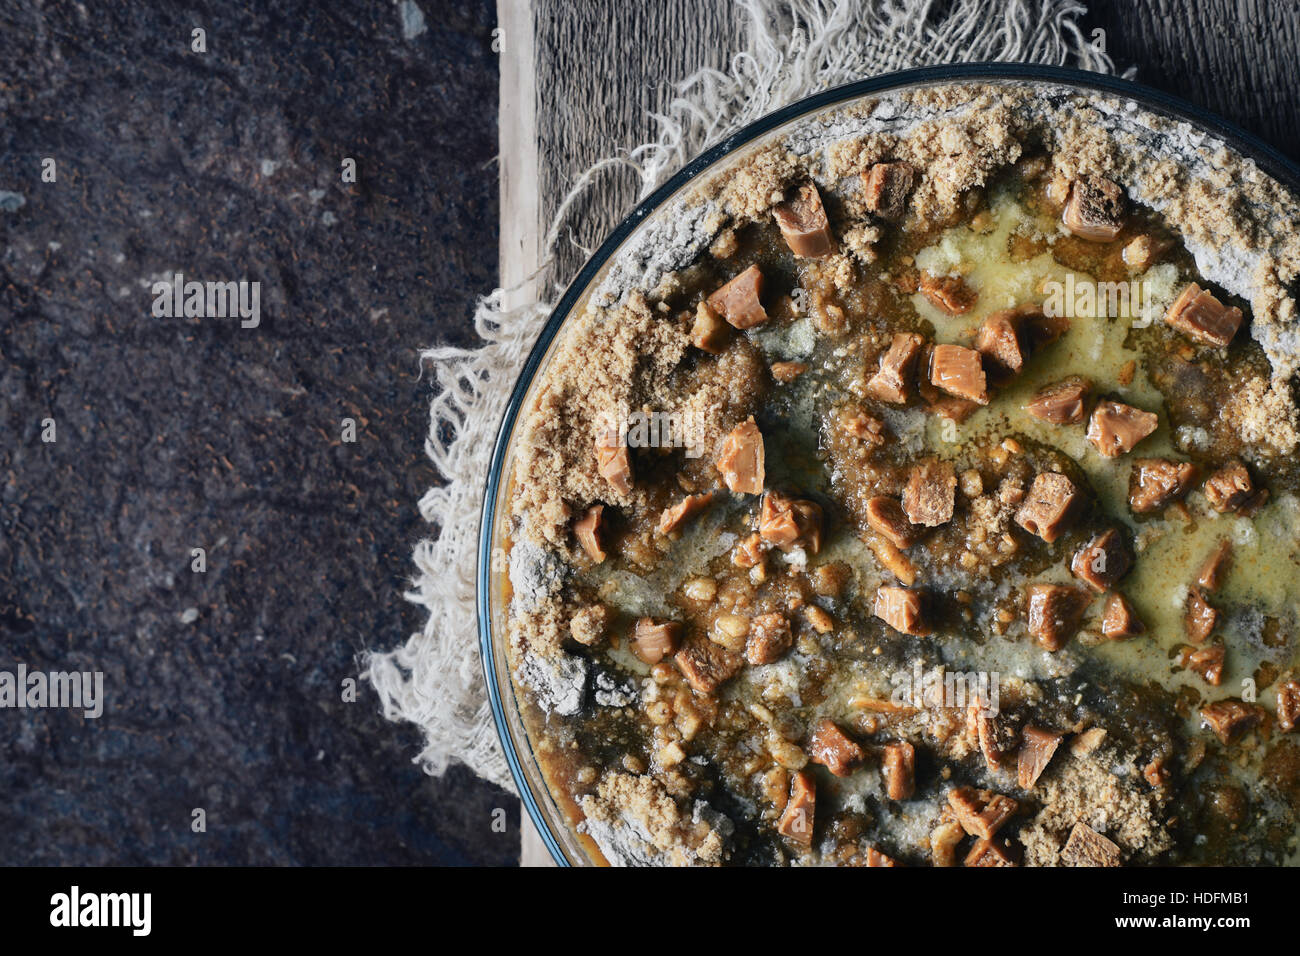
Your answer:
[476,62,1300,866]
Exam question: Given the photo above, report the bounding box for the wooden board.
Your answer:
[497,0,1300,866]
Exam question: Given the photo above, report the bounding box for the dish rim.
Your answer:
[475,62,1300,867]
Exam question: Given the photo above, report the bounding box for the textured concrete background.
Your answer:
[0,0,516,865]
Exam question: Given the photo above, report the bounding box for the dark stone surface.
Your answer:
[0,0,518,864]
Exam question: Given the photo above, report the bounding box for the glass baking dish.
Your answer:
[476,63,1300,866]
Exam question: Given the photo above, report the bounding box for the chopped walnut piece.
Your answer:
[594,428,633,495]
[1203,460,1254,513]
[1196,539,1233,592]
[862,161,915,222]
[1086,400,1158,457]
[573,504,608,563]
[873,586,930,636]
[919,273,977,315]
[770,360,808,383]
[631,618,682,665]
[1070,727,1107,757]
[808,719,865,776]
[1164,282,1243,347]
[930,818,965,868]
[1101,592,1145,640]
[881,741,916,800]
[657,491,715,535]
[1184,587,1218,644]
[1017,726,1063,789]
[1276,677,1300,732]
[866,332,925,404]
[570,603,611,647]
[865,495,923,548]
[1200,699,1265,745]
[838,405,888,446]
[673,633,741,694]
[866,846,900,867]
[1025,376,1090,425]
[1070,528,1133,591]
[745,612,793,666]
[1128,458,1198,513]
[948,786,1018,839]
[1185,643,1225,686]
[1061,821,1122,867]
[902,458,957,527]
[759,491,823,554]
[777,770,815,846]
[1026,583,1092,651]
[690,299,731,354]
[1014,471,1080,542]
[716,418,765,495]
[964,838,1017,867]
[1122,234,1170,271]
[772,182,836,258]
[928,343,989,403]
[1062,175,1126,242]
[706,264,768,330]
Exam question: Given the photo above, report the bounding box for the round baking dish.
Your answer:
[477,63,1300,866]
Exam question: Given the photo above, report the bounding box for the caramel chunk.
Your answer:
[1025,376,1090,425]
[1184,587,1218,644]
[866,332,924,404]
[975,305,1064,381]
[862,161,915,222]
[631,618,682,665]
[1144,755,1171,787]
[1128,458,1198,513]
[657,491,715,535]
[1196,539,1233,592]
[1026,583,1092,651]
[948,786,1018,839]
[1101,592,1145,640]
[594,428,633,495]
[1061,821,1121,867]
[759,491,823,554]
[574,504,608,563]
[674,633,742,694]
[1017,727,1063,789]
[716,418,765,495]
[1276,677,1300,732]
[1070,528,1132,591]
[928,343,989,403]
[919,273,977,315]
[772,182,836,258]
[1062,175,1126,242]
[690,300,730,353]
[866,846,899,867]
[745,612,793,666]
[777,770,815,846]
[865,495,923,548]
[873,586,929,636]
[769,360,807,383]
[1199,699,1265,745]
[1164,282,1243,347]
[808,719,864,777]
[964,838,1017,867]
[868,535,916,586]
[731,532,765,569]
[1015,472,1080,543]
[1086,400,1158,457]
[881,741,916,800]
[968,700,1016,771]
[1184,643,1225,686]
[1203,460,1254,513]
[706,265,768,330]
[902,458,957,527]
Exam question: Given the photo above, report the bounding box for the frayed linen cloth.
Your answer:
[363,0,1120,792]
